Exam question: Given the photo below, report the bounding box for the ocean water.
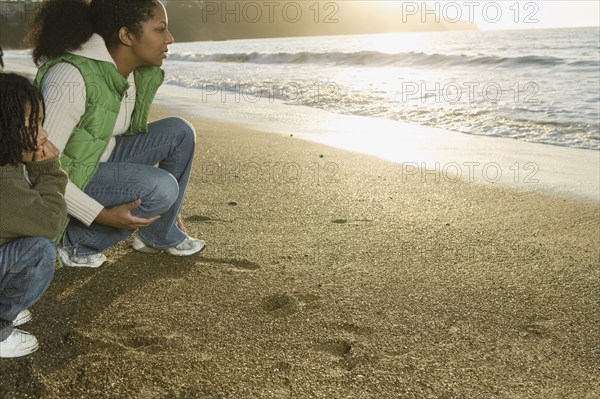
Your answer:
[3,27,599,200]
[163,27,600,150]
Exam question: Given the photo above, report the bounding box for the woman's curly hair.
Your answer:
[0,73,45,166]
[26,0,158,66]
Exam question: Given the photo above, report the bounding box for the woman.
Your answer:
[26,0,205,267]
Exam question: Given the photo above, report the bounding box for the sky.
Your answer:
[419,1,600,30]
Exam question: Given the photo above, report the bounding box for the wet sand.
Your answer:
[1,109,598,398]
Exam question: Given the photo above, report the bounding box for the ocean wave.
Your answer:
[567,60,600,68]
[168,50,575,68]
[163,75,599,150]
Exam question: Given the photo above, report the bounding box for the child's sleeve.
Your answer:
[0,158,68,241]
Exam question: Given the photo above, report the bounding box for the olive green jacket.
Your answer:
[0,159,68,246]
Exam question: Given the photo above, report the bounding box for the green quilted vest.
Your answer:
[34,54,164,190]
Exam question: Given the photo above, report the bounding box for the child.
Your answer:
[0,72,67,358]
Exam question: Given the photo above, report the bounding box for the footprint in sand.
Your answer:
[273,361,292,373]
[332,321,373,336]
[521,321,554,338]
[184,215,229,223]
[202,257,260,270]
[313,339,377,371]
[294,293,321,303]
[228,259,260,270]
[261,293,298,315]
[314,339,352,357]
[332,219,373,224]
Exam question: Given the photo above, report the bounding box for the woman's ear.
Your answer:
[118,27,134,47]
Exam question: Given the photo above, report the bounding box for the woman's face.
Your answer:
[130,1,174,68]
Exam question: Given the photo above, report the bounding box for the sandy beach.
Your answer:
[0,105,598,398]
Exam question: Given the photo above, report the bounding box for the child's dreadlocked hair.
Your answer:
[0,73,45,166]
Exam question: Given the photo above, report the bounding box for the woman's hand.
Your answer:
[95,199,160,230]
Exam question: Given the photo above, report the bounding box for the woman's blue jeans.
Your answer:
[62,117,196,256]
[0,237,56,341]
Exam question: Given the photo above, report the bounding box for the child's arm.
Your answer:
[0,158,68,242]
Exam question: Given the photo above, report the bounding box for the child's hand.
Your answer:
[32,140,60,162]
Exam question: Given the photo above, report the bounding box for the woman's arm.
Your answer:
[41,63,86,158]
[41,63,105,226]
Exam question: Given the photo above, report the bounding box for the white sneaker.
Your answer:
[167,236,206,256]
[58,247,106,268]
[131,236,160,254]
[13,309,32,327]
[0,329,39,358]
[132,235,206,256]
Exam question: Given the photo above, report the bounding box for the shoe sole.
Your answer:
[0,341,39,358]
